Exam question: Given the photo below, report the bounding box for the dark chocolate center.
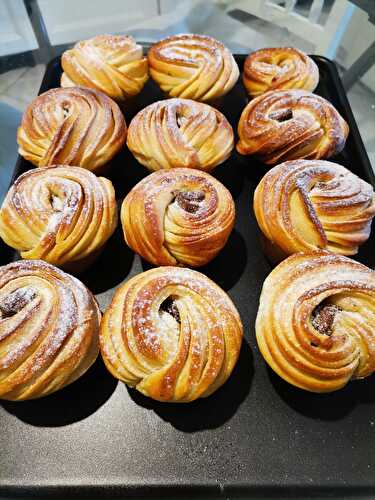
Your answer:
[0,287,37,319]
[312,304,341,336]
[269,108,293,122]
[175,190,205,213]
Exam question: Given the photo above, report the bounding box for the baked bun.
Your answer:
[0,166,117,270]
[254,159,375,260]
[100,266,243,402]
[127,98,234,172]
[121,168,235,266]
[61,35,148,102]
[148,34,239,102]
[0,259,100,400]
[17,87,126,173]
[243,47,319,97]
[237,90,349,164]
[256,251,375,393]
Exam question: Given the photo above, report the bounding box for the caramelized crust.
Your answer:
[0,260,100,400]
[148,34,239,102]
[256,252,375,392]
[254,159,375,258]
[243,47,319,97]
[121,168,235,267]
[237,90,349,164]
[0,166,117,267]
[100,266,243,402]
[17,87,126,172]
[61,35,148,101]
[127,98,234,172]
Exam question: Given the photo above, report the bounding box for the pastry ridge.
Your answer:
[243,47,319,97]
[17,86,126,172]
[256,252,375,392]
[121,167,235,266]
[237,89,349,164]
[0,259,100,400]
[253,159,375,258]
[0,165,118,267]
[148,34,239,102]
[100,266,243,402]
[61,34,148,101]
[127,98,234,172]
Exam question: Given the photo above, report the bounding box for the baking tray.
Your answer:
[0,55,374,500]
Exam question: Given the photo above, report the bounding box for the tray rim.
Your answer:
[1,53,375,499]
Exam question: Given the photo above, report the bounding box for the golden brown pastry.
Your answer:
[237,90,349,164]
[121,168,235,267]
[148,34,239,102]
[256,251,375,393]
[17,87,126,173]
[61,35,148,102]
[127,98,234,172]
[243,47,319,97]
[0,166,117,270]
[254,159,375,260]
[0,259,100,400]
[100,266,243,402]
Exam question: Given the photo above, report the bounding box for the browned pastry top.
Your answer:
[127,98,234,172]
[100,266,243,402]
[0,259,100,400]
[237,89,349,164]
[256,251,375,392]
[148,34,239,101]
[254,159,375,257]
[0,166,117,267]
[61,35,148,101]
[17,86,126,172]
[121,168,235,267]
[243,47,319,97]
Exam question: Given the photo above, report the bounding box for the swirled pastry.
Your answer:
[256,251,375,392]
[0,259,100,400]
[17,87,126,173]
[121,168,235,266]
[0,166,117,269]
[127,98,234,172]
[254,160,375,259]
[100,266,243,402]
[61,35,148,102]
[148,34,239,102]
[237,90,349,164]
[243,47,319,97]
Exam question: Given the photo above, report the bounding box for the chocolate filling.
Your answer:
[175,190,205,213]
[269,108,293,122]
[0,287,37,319]
[311,304,341,336]
[160,297,181,323]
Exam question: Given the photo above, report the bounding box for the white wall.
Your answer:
[0,0,37,56]
[38,0,158,45]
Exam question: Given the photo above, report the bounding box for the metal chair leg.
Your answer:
[342,40,375,91]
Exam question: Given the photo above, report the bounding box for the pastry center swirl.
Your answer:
[175,190,205,213]
[269,108,293,122]
[159,296,181,323]
[311,303,341,336]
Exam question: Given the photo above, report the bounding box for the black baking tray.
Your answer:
[0,55,375,500]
